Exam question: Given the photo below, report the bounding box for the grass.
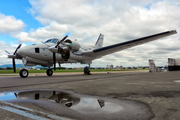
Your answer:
[0,68,149,74]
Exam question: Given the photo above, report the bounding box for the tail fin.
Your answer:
[95,33,104,48]
[149,59,157,72]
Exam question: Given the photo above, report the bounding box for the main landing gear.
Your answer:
[84,64,91,75]
[19,69,29,78]
[19,68,53,78]
[84,67,90,75]
[46,69,53,76]
[19,65,90,78]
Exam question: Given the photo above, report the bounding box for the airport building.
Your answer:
[168,58,180,71]
[107,65,113,69]
[149,59,157,72]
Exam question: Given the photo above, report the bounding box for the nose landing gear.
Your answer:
[19,69,29,78]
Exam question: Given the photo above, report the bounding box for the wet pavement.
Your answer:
[0,89,153,120]
[0,71,180,120]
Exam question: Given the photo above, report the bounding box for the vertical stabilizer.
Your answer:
[95,34,104,48]
[149,59,157,73]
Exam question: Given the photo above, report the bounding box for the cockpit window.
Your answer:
[45,38,58,43]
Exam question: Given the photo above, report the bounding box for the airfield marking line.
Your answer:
[0,101,74,120]
[0,73,141,89]
[0,106,50,120]
[0,70,148,76]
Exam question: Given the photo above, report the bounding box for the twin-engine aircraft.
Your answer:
[7,30,177,78]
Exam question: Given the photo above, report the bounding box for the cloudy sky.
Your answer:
[0,0,179,68]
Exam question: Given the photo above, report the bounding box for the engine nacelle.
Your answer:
[64,39,80,51]
[58,46,70,54]
[23,56,48,66]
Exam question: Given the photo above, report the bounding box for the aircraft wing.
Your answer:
[82,30,177,58]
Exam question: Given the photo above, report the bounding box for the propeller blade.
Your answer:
[5,50,10,54]
[12,58,16,73]
[14,44,22,54]
[51,35,68,71]
[12,44,21,73]
[53,52,56,71]
[55,35,68,48]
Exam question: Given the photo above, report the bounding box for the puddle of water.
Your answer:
[0,93,16,100]
[0,89,154,120]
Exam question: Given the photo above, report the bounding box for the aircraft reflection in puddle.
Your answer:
[14,90,123,114]
[0,89,154,120]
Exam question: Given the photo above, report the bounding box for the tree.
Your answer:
[6,67,13,70]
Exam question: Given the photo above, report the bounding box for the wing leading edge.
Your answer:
[82,30,177,58]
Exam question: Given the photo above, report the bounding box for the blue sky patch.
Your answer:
[0,0,42,31]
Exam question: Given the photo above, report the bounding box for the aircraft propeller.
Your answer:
[12,44,22,73]
[53,35,68,71]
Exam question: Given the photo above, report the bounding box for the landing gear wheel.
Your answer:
[19,69,29,78]
[84,66,91,75]
[46,69,53,76]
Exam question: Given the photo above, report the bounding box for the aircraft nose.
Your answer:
[49,46,58,53]
[17,47,28,56]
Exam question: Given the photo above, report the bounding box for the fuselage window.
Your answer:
[45,39,51,43]
[35,93,39,100]
[35,48,40,53]
[45,39,58,43]
[51,39,58,43]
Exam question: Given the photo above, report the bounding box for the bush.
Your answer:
[6,67,13,70]
[57,67,66,69]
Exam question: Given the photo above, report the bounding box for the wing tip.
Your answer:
[170,30,177,34]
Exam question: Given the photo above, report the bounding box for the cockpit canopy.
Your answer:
[45,38,58,43]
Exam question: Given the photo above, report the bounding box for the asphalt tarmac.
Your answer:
[0,70,180,120]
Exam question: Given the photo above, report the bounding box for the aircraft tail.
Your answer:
[149,59,157,73]
[95,34,104,48]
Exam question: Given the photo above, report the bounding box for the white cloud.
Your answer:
[1,0,180,67]
[12,32,36,42]
[11,21,70,43]
[22,0,180,66]
[0,13,28,66]
[29,21,69,39]
[0,13,26,34]
[0,41,23,65]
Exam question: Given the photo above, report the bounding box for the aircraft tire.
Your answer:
[84,66,90,75]
[46,69,53,76]
[19,69,29,78]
